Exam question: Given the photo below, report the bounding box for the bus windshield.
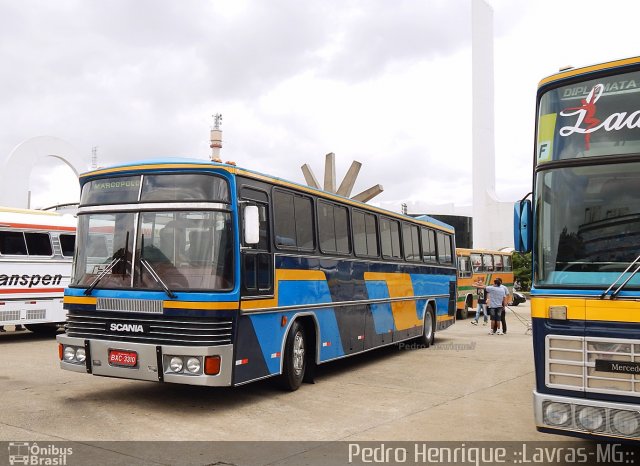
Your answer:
[72,210,233,291]
[535,161,640,288]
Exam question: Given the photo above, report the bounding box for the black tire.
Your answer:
[24,323,61,336]
[417,305,435,348]
[279,321,306,391]
[458,297,472,320]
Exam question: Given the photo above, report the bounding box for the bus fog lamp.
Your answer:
[75,348,86,363]
[577,406,604,431]
[611,410,640,436]
[543,402,571,426]
[63,346,77,362]
[186,357,201,374]
[169,357,183,373]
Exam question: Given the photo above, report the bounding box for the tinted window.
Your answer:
[25,233,52,256]
[274,190,314,250]
[81,176,141,205]
[0,231,27,255]
[60,234,76,257]
[141,174,229,202]
[421,228,437,262]
[380,218,401,259]
[437,232,452,264]
[403,223,420,261]
[318,201,350,254]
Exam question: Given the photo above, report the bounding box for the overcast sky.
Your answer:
[2,0,640,211]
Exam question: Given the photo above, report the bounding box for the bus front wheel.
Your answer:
[279,320,306,391]
[418,306,435,348]
[459,297,472,320]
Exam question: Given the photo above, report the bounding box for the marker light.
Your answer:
[204,356,221,375]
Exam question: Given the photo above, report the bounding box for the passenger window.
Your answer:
[483,254,494,271]
[0,231,27,255]
[60,234,76,257]
[25,233,53,256]
[421,228,437,262]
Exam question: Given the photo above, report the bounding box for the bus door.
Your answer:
[239,187,273,298]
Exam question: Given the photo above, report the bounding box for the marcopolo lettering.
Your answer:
[0,273,63,288]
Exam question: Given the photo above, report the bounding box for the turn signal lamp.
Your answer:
[204,356,221,375]
[58,343,63,361]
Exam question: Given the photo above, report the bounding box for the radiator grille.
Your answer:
[0,311,20,321]
[66,310,233,346]
[96,298,163,314]
[547,335,640,397]
[26,309,46,320]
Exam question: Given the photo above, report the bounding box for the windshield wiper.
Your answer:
[600,253,640,299]
[140,258,177,299]
[84,257,122,296]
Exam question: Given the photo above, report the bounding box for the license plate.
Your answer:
[108,349,138,367]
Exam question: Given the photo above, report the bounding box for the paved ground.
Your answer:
[0,301,563,445]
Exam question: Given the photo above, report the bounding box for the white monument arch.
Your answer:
[0,136,85,208]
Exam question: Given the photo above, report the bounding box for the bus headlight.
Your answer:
[611,410,640,436]
[169,357,183,373]
[186,357,202,374]
[63,346,77,362]
[577,406,604,431]
[543,402,571,426]
[75,348,87,363]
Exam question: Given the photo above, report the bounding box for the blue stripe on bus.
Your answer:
[364,281,396,333]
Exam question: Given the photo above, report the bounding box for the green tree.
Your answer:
[513,252,532,291]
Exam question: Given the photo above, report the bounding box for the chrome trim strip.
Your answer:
[241,294,449,314]
[77,202,230,214]
[273,252,457,270]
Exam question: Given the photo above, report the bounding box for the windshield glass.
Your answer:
[136,211,233,291]
[72,210,233,291]
[72,213,135,287]
[535,161,640,288]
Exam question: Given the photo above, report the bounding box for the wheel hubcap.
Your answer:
[424,312,433,340]
[292,331,305,375]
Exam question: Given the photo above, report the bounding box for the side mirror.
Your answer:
[243,205,260,245]
[513,199,532,253]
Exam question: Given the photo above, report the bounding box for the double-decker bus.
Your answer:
[515,56,640,440]
[0,207,76,334]
[57,158,457,389]
[455,248,515,319]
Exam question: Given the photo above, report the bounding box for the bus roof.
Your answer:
[538,56,640,89]
[80,158,455,234]
[0,206,77,230]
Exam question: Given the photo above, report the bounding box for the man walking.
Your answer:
[474,278,508,335]
[496,277,510,334]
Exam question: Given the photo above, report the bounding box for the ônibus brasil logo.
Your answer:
[560,83,640,150]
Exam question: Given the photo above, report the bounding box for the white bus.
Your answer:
[0,207,76,334]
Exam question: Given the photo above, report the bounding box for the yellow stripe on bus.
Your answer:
[531,296,640,322]
[364,272,421,330]
[163,301,239,310]
[239,269,327,311]
[63,296,97,305]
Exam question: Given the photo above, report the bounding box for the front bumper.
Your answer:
[57,334,233,386]
[534,390,640,440]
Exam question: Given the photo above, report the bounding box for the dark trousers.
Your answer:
[501,306,507,334]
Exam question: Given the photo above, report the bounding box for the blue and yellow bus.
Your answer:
[515,56,640,440]
[57,158,457,390]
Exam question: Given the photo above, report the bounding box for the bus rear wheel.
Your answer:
[417,305,435,348]
[279,320,306,391]
[459,298,472,320]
